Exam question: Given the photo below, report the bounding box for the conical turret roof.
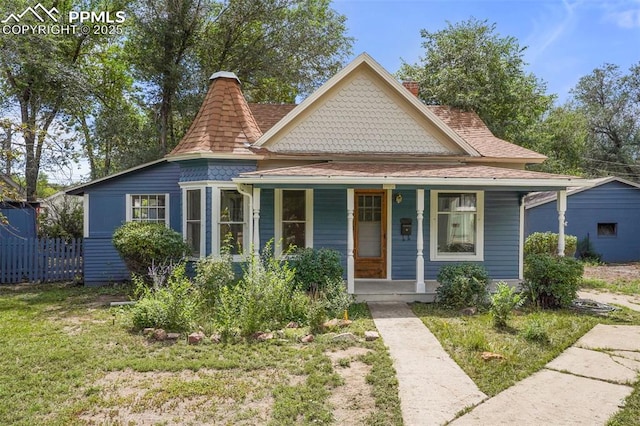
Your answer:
[167,72,262,158]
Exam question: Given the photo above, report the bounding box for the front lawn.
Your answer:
[0,284,401,425]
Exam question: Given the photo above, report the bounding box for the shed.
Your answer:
[525,177,640,263]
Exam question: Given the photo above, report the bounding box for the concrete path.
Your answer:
[369,301,640,426]
[451,324,640,425]
[368,302,486,426]
[578,289,640,312]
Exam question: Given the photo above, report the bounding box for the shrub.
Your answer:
[38,195,83,241]
[131,263,200,331]
[523,253,584,309]
[322,277,354,318]
[490,282,523,328]
[576,235,601,263]
[436,263,489,309]
[290,248,343,293]
[113,222,190,278]
[194,252,236,307]
[524,232,577,258]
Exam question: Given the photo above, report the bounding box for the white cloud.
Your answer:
[606,8,640,28]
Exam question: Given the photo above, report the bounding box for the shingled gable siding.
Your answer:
[84,161,181,286]
[526,180,640,263]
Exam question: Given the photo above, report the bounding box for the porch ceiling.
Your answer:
[234,162,593,188]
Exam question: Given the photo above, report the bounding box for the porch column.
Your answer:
[252,187,261,256]
[347,188,355,294]
[557,189,567,257]
[416,189,425,293]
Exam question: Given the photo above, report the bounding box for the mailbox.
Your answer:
[400,218,412,236]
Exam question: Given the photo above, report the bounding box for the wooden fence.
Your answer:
[0,238,83,284]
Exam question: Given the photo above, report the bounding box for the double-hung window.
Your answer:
[430,191,484,261]
[275,189,313,254]
[185,189,204,257]
[218,189,247,255]
[126,194,169,225]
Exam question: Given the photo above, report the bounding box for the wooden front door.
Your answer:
[355,190,387,278]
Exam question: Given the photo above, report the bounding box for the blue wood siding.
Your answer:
[259,189,275,247]
[313,189,347,272]
[392,190,417,279]
[426,191,520,280]
[84,161,182,285]
[0,204,38,239]
[526,181,640,262]
[179,159,256,182]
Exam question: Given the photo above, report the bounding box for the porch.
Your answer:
[354,279,438,303]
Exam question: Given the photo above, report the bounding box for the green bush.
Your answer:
[194,253,236,307]
[524,232,577,257]
[131,263,201,331]
[113,222,190,278]
[290,248,343,293]
[523,253,584,309]
[576,236,602,262]
[436,263,489,309]
[322,277,354,318]
[490,282,523,328]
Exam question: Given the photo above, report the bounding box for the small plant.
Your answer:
[307,299,327,335]
[523,253,584,309]
[436,263,489,309]
[290,248,343,293]
[520,318,549,343]
[322,277,354,318]
[131,263,201,331]
[524,232,577,257]
[194,252,236,307]
[576,235,601,263]
[490,282,524,328]
[113,222,190,279]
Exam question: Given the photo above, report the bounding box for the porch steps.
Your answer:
[355,293,435,303]
[354,279,437,303]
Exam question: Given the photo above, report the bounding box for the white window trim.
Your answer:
[274,189,314,256]
[212,185,250,261]
[429,190,484,261]
[181,186,206,259]
[125,193,170,226]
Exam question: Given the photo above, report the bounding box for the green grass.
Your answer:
[412,296,640,423]
[0,284,401,425]
[582,277,640,295]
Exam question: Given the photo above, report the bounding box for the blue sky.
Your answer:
[332,0,640,103]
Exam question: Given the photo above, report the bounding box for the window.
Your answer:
[185,189,202,257]
[127,194,169,225]
[219,189,246,255]
[430,191,484,261]
[597,223,617,237]
[275,189,313,254]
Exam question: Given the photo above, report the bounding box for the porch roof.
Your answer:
[235,162,593,188]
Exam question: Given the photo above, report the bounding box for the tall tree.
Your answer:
[571,63,640,180]
[397,18,553,144]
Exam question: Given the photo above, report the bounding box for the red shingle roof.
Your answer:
[248,104,296,133]
[168,74,262,157]
[240,162,576,180]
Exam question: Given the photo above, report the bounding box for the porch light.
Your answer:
[395,193,403,204]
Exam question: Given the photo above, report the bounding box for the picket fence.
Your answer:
[0,238,83,284]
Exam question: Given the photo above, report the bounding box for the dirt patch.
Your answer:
[81,368,277,425]
[326,347,376,425]
[584,263,640,282]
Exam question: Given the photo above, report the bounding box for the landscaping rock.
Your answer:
[210,334,221,343]
[338,319,353,327]
[188,331,205,345]
[143,328,155,336]
[152,329,167,341]
[460,307,477,316]
[481,351,505,361]
[301,334,315,343]
[364,331,380,341]
[286,321,299,328]
[256,332,274,341]
[166,333,180,340]
[332,332,357,342]
[323,318,340,328]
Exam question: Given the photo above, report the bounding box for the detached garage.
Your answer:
[525,177,640,263]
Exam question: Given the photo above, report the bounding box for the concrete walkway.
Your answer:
[578,289,640,312]
[368,302,486,425]
[369,300,640,426]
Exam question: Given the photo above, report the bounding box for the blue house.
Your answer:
[67,53,589,300]
[1,173,39,239]
[525,176,640,263]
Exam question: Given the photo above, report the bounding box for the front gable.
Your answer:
[256,53,478,157]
